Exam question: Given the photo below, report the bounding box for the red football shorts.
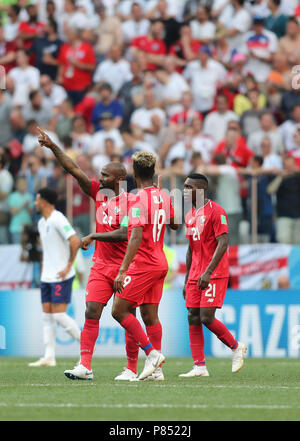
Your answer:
[185,277,229,309]
[115,269,168,307]
[85,263,119,305]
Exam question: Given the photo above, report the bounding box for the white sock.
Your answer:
[42,312,56,360]
[53,312,81,341]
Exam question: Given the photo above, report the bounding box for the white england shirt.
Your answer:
[38,210,76,283]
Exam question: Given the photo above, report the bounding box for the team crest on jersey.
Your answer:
[199,216,206,224]
[114,206,120,214]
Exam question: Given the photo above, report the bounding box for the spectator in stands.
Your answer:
[267,155,300,244]
[146,0,181,50]
[121,2,150,45]
[233,76,267,117]
[46,161,66,214]
[260,136,283,171]
[265,0,288,38]
[266,52,292,108]
[183,45,227,114]
[0,24,17,74]
[213,126,254,169]
[0,153,14,244]
[3,4,20,42]
[215,0,252,52]
[93,2,123,62]
[279,104,300,151]
[169,90,202,134]
[117,59,145,130]
[190,5,216,45]
[168,23,201,73]
[90,112,124,156]
[22,90,55,130]
[243,16,278,84]
[288,128,300,167]
[154,63,190,117]
[93,44,133,94]
[55,98,75,140]
[243,155,275,243]
[130,18,167,71]
[40,74,68,112]
[240,89,267,138]
[0,89,13,147]
[130,87,166,151]
[247,111,283,155]
[91,82,124,132]
[278,17,300,66]
[8,48,40,107]
[203,93,239,143]
[30,18,62,80]
[18,3,46,51]
[8,176,34,244]
[57,25,96,106]
[71,115,93,155]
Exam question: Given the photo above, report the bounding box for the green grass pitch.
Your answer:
[0,357,299,421]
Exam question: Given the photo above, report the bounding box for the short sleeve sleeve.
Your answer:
[212,206,229,238]
[55,213,76,240]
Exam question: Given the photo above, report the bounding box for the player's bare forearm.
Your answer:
[185,245,192,283]
[204,233,228,277]
[119,227,143,274]
[68,235,81,266]
[92,227,128,243]
[50,144,91,195]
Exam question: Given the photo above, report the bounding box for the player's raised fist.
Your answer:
[37,126,53,149]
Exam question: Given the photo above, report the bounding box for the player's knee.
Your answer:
[200,311,214,327]
[187,309,201,326]
[85,303,101,321]
[140,310,158,326]
[111,305,121,322]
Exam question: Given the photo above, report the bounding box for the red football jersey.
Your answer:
[126,186,175,271]
[90,180,132,268]
[57,41,96,91]
[185,200,229,281]
[130,35,167,70]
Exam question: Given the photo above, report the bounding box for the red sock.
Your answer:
[206,318,237,349]
[125,330,139,374]
[80,319,99,370]
[121,314,153,355]
[189,324,205,366]
[146,322,162,351]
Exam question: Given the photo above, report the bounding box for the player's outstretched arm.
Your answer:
[197,233,228,290]
[37,126,92,197]
[81,227,128,249]
[113,226,143,293]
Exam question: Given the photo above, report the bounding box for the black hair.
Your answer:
[188,173,209,185]
[38,187,58,206]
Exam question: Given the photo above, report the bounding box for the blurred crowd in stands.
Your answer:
[0,0,300,247]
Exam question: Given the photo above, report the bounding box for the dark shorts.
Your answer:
[41,276,74,304]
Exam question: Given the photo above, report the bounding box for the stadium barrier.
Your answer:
[0,288,299,359]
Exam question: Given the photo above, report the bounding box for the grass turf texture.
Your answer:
[0,357,299,421]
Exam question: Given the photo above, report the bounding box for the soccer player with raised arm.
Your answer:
[112,151,178,381]
[37,128,131,380]
[180,173,247,377]
[28,187,81,367]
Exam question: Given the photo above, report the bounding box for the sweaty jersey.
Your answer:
[185,200,229,282]
[90,180,133,268]
[125,186,175,272]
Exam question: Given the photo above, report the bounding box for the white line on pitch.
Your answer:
[0,402,299,410]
